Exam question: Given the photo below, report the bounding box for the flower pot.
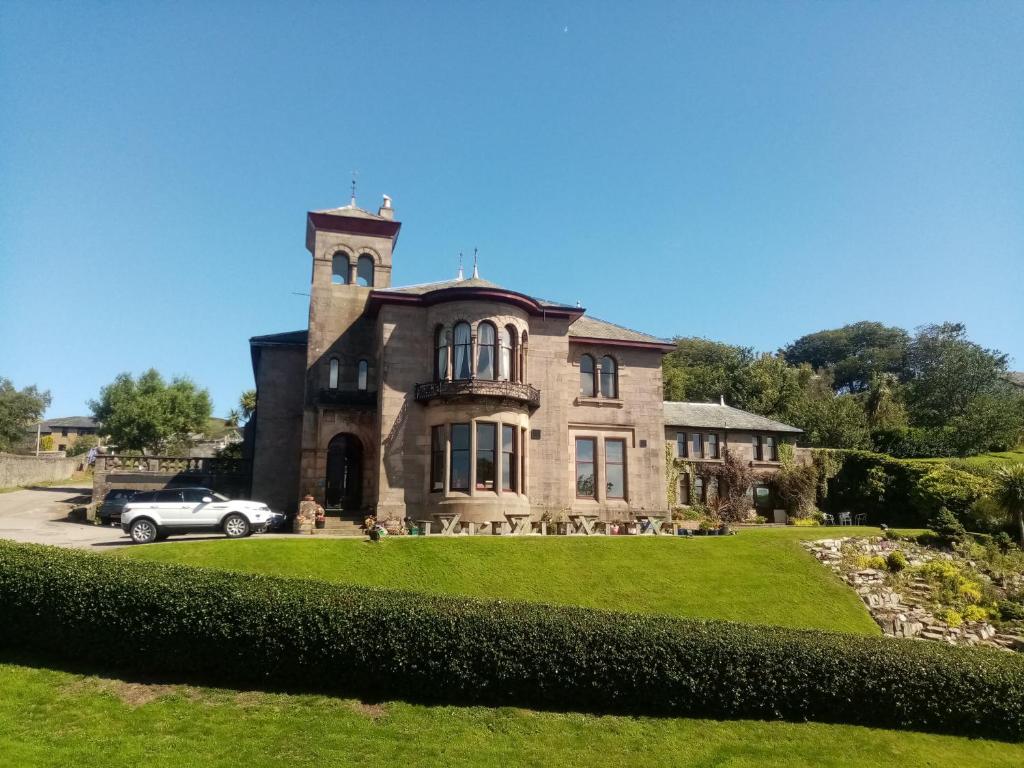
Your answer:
[368,528,379,542]
[315,519,325,529]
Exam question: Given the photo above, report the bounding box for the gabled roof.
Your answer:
[570,315,672,348]
[663,401,803,434]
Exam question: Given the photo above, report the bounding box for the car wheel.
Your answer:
[129,518,158,544]
[223,513,250,539]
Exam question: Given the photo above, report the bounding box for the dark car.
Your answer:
[97,489,136,525]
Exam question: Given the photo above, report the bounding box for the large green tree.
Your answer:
[781,321,909,393]
[903,323,1024,454]
[662,338,753,403]
[89,369,212,453]
[0,378,51,452]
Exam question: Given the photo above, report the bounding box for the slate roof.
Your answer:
[379,277,576,309]
[42,416,99,429]
[663,402,803,434]
[311,203,389,221]
[249,330,309,346]
[569,315,671,346]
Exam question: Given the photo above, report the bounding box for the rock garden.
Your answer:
[805,530,1024,651]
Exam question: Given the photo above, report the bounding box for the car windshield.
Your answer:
[213,492,230,501]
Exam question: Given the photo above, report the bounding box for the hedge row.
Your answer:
[820,449,994,527]
[1,541,1022,740]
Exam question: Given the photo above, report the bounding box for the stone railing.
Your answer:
[94,454,248,476]
[414,379,541,408]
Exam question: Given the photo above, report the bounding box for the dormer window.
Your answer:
[356,254,374,287]
[331,254,349,285]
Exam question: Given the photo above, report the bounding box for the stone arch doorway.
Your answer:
[326,433,363,510]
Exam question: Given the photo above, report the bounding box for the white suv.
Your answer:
[120,487,275,544]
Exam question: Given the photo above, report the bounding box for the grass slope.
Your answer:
[119,527,887,634]
[1,661,1021,768]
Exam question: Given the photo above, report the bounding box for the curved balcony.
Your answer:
[414,379,541,409]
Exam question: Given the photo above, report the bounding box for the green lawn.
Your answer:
[2,660,1021,768]
[118,526,890,634]
[915,447,1024,469]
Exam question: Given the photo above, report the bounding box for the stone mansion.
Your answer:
[249,197,801,524]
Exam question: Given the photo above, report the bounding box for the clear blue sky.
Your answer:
[2,1,1022,418]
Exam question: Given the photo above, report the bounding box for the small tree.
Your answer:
[39,434,54,452]
[240,390,257,422]
[0,378,51,452]
[89,369,212,453]
[992,463,1024,546]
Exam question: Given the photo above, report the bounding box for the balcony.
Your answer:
[414,379,541,409]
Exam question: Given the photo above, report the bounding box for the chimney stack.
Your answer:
[378,194,394,220]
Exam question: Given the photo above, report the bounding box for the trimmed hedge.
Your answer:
[820,450,994,527]
[0,541,1022,740]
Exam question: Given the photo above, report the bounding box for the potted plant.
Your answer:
[364,515,379,541]
[315,509,326,529]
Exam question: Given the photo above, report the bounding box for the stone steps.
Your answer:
[316,517,365,536]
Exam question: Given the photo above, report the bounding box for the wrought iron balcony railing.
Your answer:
[414,379,541,408]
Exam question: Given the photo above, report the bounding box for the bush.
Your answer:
[928,507,966,546]
[0,541,1022,740]
[822,450,994,528]
[885,550,908,573]
[963,605,990,623]
[998,600,1024,622]
[856,555,887,571]
[943,609,964,628]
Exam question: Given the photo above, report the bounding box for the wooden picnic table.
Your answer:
[568,512,600,535]
[635,514,666,535]
[505,512,531,535]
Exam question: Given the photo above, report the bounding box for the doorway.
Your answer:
[326,433,363,510]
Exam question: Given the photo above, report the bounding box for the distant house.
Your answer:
[663,400,805,522]
[35,416,100,453]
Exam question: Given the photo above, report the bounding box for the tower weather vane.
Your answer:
[350,170,358,206]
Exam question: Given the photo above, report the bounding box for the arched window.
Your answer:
[476,322,496,380]
[356,254,374,287]
[329,358,339,389]
[579,354,595,398]
[599,355,618,398]
[434,326,449,381]
[357,359,368,391]
[498,325,517,382]
[331,253,349,285]
[453,322,472,380]
[520,331,528,382]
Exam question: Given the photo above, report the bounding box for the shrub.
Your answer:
[885,550,908,573]
[0,542,1022,740]
[856,555,887,571]
[998,600,1024,622]
[788,517,820,527]
[928,507,966,546]
[943,609,964,628]
[963,605,989,623]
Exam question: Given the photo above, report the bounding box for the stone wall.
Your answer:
[0,453,77,489]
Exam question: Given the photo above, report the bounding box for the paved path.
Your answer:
[0,484,126,549]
